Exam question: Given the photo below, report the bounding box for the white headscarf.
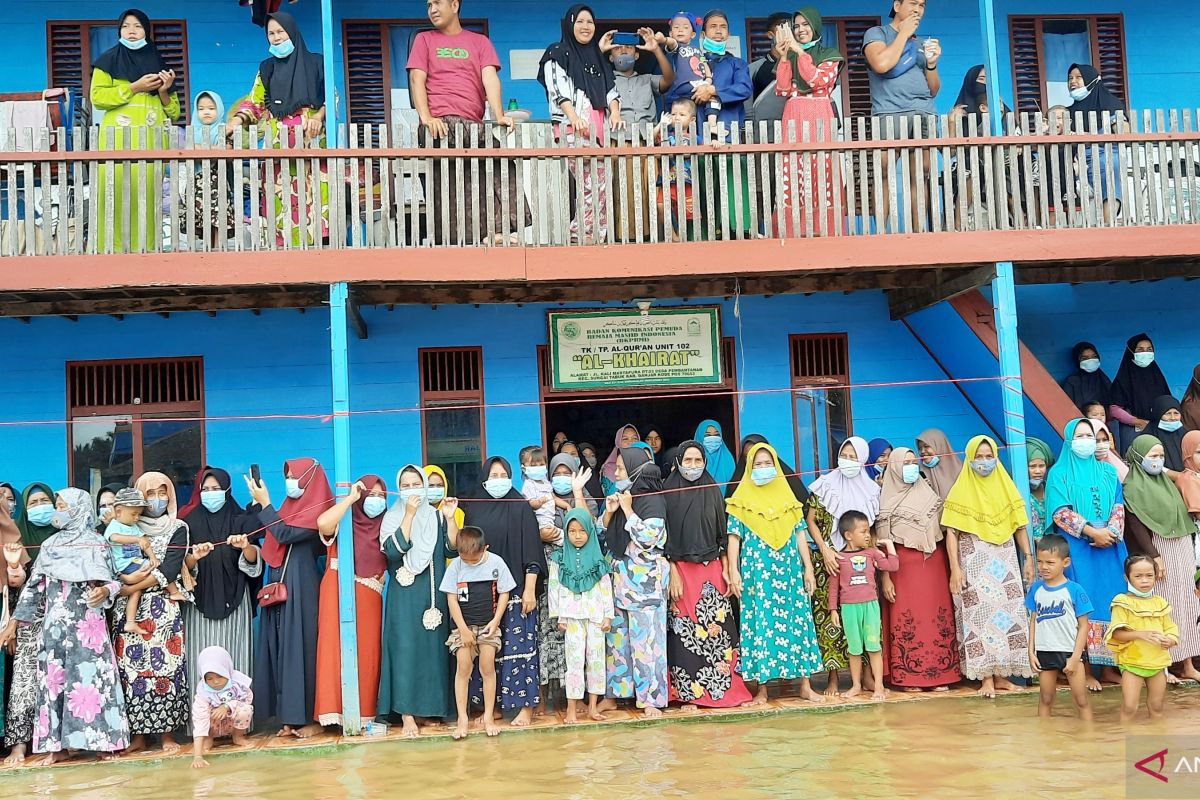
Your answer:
[380,463,440,575]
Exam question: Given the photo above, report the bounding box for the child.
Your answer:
[658,12,719,132]
[547,509,614,724]
[520,446,557,531]
[1105,555,1180,722]
[105,488,162,633]
[191,646,253,768]
[441,526,515,739]
[657,98,697,242]
[1025,534,1093,720]
[829,510,898,701]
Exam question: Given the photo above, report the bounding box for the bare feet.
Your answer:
[125,735,148,753]
[275,726,297,738]
[3,744,26,767]
[294,723,324,739]
[841,685,863,699]
[400,715,420,739]
[799,685,826,704]
[902,687,924,693]
[588,708,606,722]
[511,707,533,727]
[871,688,887,701]
[160,736,181,757]
[231,731,249,747]
[484,718,501,737]
[122,619,144,634]
[679,703,699,714]
[34,751,63,767]
[823,670,841,697]
[978,678,996,699]
[744,685,769,707]
[452,721,469,740]
[1165,671,1182,686]
[932,685,950,692]
[596,698,619,713]
[1175,662,1200,682]
[167,592,188,602]
[564,704,578,725]
[1100,667,1122,685]
[192,757,210,769]
[1086,676,1103,693]
[642,706,663,719]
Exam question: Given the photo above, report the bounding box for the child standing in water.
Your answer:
[548,509,614,724]
[191,646,253,768]
[1106,555,1179,722]
[1025,534,1093,721]
[829,511,897,701]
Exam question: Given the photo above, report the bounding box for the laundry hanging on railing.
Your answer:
[241,0,300,28]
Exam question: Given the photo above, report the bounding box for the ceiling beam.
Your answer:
[347,289,368,340]
[887,264,998,320]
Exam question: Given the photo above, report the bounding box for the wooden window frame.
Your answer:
[418,346,487,470]
[1007,13,1129,113]
[66,356,206,480]
[788,333,852,475]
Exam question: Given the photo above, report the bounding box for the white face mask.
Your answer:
[838,458,861,478]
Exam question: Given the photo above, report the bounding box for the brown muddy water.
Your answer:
[7,690,1199,799]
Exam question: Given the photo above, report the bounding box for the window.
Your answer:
[48,20,190,122]
[790,334,851,481]
[419,347,485,494]
[68,357,205,504]
[343,19,490,125]
[745,15,879,119]
[1009,14,1127,112]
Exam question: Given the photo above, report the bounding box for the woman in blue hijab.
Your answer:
[694,419,735,488]
[865,438,893,484]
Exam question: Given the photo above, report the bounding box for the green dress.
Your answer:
[377,516,455,719]
[805,496,850,670]
[90,67,180,253]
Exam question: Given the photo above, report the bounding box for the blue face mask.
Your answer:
[614,478,633,492]
[426,487,446,505]
[1068,86,1090,102]
[200,490,227,514]
[613,53,637,72]
[1126,581,1154,599]
[525,465,548,482]
[400,487,426,502]
[750,467,777,486]
[801,39,819,50]
[1141,456,1166,476]
[1132,351,1156,368]
[363,496,388,518]
[1071,438,1097,459]
[285,478,304,499]
[269,40,295,59]
[680,466,705,482]
[703,435,723,453]
[50,510,71,529]
[120,37,148,51]
[484,478,512,498]
[701,37,726,56]
[1029,477,1045,490]
[1159,419,1183,433]
[922,455,940,469]
[551,476,573,495]
[1079,358,1100,374]
[971,458,998,478]
[145,497,168,518]
[27,505,54,527]
[902,463,921,484]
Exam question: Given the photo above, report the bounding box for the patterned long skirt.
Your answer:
[4,599,43,747]
[808,503,848,670]
[952,534,1033,680]
[114,591,190,735]
[667,560,751,707]
[1153,533,1200,663]
[606,603,668,709]
[738,532,823,682]
[884,544,962,687]
[470,598,540,711]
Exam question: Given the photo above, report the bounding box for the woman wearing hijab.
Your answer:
[464,456,545,726]
[0,489,128,765]
[94,483,125,533]
[1060,342,1113,416]
[1182,365,1200,431]
[90,9,180,253]
[1046,418,1126,689]
[576,442,604,498]
[876,447,960,691]
[601,424,641,496]
[695,419,736,489]
[916,428,962,501]
[379,466,459,737]
[1121,435,1200,681]
[726,442,824,704]
[1026,438,1056,541]
[596,446,670,717]
[116,472,205,756]
[423,464,465,529]
[662,440,751,708]
[311,474,389,732]
[1067,63,1125,224]
[725,434,811,505]
[642,424,667,468]
[942,435,1034,698]
[230,12,329,246]
[1143,395,1191,477]
[773,7,844,237]
[1092,418,1129,482]
[1175,431,1200,529]
[0,503,23,756]
[865,438,893,485]
[538,4,623,244]
[1109,334,1171,450]
[244,457,333,739]
[806,436,881,693]
[179,468,263,730]
[182,90,238,246]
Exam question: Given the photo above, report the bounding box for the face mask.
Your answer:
[922,455,940,469]
[145,497,168,518]
[1079,358,1100,373]
[613,54,637,72]
[285,478,304,499]
[1141,456,1166,476]
[269,40,295,59]
[484,478,512,498]
[551,476,574,495]
[1159,419,1183,433]
[426,487,446,505]
[120,37,148,51]
[200,491,227,514]
[584,455,597,467]
[680,466,705,482]
[1068,86,1091,102]
[701,37,726,56]
[801,39,819,50]
[902,464,922,484]
[703,435,723,453]
[50,510,71,529]
[363,496,388,518]
[838,458,861,478]
[1126,581,1154,599]
[971,458,998,478]
[1095,443,1111,459]
[614,478,633,492]
[1029,477,1045,490]
[26,505,54,527]
[97,504,112,519]
[1132,351,1155,368]
[525,465,548,482]
[1071,438,1097,459]
[750,467,777,486]
[400,487,427,502]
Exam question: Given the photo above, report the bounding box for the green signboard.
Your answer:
[547,307,722,391]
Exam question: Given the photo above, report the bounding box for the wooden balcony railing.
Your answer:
[2,112,1199,258]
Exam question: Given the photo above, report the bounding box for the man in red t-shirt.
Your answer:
[408,0,528,244]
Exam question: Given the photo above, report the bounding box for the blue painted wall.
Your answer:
[4,1,1190,127]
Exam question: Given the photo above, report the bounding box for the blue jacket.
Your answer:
[707,53,753,128]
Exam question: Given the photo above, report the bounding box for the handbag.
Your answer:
[256,545,292,607]
[421,560,443,631]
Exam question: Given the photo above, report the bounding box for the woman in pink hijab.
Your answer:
[1090,418,1128,481]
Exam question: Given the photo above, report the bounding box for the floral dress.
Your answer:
[805,497,849,670]
[603,512,669,709]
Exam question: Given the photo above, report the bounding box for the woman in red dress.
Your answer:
[774,8,844,238]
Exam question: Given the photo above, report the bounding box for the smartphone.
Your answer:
[612,31,641,46]
[250,464,262,488]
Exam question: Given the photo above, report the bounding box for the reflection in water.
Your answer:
[4,692,1197,800]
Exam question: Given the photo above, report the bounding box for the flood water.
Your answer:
[8,691,1199,800]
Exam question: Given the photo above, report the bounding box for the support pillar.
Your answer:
[329,281,362,734]
[320,0,340,145]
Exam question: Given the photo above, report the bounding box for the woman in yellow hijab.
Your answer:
[423,465,465,528]
[726,443,825,705]
[940,435,1034,698]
